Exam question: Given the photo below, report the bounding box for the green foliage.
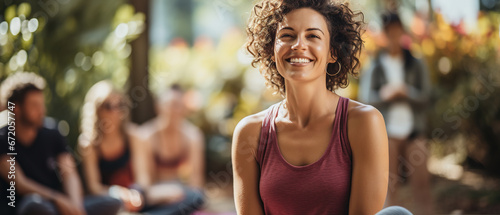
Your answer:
[0,0,143,150]
[423,13,500,175]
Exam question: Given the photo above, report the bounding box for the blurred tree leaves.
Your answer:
[0,0,144,151]
[419,12,500,175]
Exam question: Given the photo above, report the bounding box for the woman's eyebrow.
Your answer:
[278,27,324,35]
[306,28,324,35]
[279,26,294,32]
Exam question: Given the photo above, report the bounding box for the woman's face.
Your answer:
[98,93,127,128]
[274,8,335,83]
[158,90,185,121]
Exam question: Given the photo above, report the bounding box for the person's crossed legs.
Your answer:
[17,193,121,215]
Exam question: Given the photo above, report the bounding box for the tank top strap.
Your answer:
[256,103,280,167]
[333,96,352,157]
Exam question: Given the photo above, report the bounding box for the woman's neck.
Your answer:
[102,126,122,138]
[283,79,339,128]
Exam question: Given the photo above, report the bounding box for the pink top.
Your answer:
[257,96,352,215]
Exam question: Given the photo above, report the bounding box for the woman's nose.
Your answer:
[291,37,307,50]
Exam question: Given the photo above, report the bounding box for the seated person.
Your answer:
[0,72,121,215]
[79,81,203,215]
[141,85,205,212]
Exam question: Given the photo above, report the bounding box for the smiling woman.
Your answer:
[232,0,412,215]
[245,0,364,96]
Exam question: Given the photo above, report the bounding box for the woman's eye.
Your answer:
[280,34,292,38]
[308,34,320,39]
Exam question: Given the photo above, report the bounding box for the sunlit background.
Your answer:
[1,0,500,213]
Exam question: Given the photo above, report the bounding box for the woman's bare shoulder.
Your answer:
[234,109,267,137]
[232,107,272,152]
[346,98,387,148]
[347,99,383,120]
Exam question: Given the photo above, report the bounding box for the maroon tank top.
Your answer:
[257,96,352,215]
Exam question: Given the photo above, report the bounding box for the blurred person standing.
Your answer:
[0,72,121,215]
[359,12,432,214]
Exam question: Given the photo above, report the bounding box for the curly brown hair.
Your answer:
[246,0,364,96]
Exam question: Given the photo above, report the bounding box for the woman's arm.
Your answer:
[78,141,109,195]
[347,104,389,214]
[186,125,205,189]
[232,115,265,215]
[129,132,153,188]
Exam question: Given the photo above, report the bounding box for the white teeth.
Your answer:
[289,58,311,63]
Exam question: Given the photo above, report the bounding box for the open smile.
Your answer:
[285,57,314,66]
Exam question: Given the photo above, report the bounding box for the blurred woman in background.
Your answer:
[78,80,150,212]
[140,84,205,211]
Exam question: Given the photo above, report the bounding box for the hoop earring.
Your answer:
[327,61,341,76]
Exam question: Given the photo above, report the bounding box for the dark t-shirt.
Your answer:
[0,126,69,211]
